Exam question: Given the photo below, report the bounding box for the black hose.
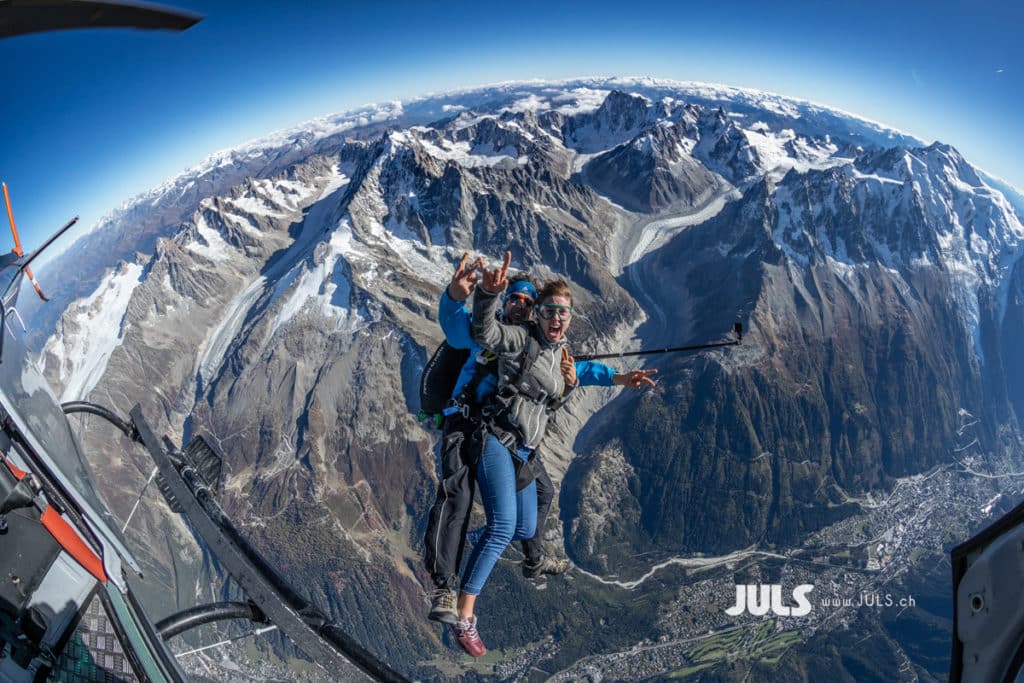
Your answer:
[61,401,139,441]
[155,601,266,640]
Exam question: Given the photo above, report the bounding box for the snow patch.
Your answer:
[259,168,364,342]
[227,177,319,218]
[626,190,736,266]
[266,232,359,340]
[43,263,145,402]
[195,275,267,392]
[771,184,810,267]
[416,137,528,168]
[741,126,843,181]
[186,214,231,261]
[851,167,904,186]
[221,210,261,235]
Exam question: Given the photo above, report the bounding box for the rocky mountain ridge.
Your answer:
[30,79,1024,680]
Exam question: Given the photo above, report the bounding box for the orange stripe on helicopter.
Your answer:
[3,455,107,582]
[3,457,27,480]
[2,182,23,256]
[40,507,108,583]
[2,182,49,301]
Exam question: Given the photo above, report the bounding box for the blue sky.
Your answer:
[1,0,1020,251]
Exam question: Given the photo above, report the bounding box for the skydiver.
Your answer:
[448,252,657,657]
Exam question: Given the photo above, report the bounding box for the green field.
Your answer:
[669,621,803,678]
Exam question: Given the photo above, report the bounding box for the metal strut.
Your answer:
[130,406,410,683]
[575,322,744,361]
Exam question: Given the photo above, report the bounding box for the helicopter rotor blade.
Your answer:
[0,0,202,39]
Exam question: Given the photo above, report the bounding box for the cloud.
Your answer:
[996,68,1005,74]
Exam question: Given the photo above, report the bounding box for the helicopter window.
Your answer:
[0,273,137,573]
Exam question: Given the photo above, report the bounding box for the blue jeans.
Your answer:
[460,434,537,596]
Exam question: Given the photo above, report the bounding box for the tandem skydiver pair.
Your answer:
[420,251,658,657]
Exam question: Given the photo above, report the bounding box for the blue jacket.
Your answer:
[438,290,616,405]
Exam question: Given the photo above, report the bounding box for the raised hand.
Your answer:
[448,252,483,301]
[614,368,659,390]
[560,347,578,387]
[479,251,511,294]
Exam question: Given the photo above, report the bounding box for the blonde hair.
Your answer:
[537,278,573,307]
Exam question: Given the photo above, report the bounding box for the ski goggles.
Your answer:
[537,304,573,321]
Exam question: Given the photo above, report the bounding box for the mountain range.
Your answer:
[26,77,1024,681]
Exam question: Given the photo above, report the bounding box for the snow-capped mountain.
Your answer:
[33,78,1024,681]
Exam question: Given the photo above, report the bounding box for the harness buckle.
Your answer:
[442,400,472,419]
[486,422,517,450]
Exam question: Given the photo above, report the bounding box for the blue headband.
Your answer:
[506,280,537,300]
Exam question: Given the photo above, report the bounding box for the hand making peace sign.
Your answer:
[614,368,659,390]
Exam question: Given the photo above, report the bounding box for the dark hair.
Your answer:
[537,278,573,307]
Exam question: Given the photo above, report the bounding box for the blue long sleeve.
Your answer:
[574,360,616,387]
[438,290,475,350]
[439,290,498,401]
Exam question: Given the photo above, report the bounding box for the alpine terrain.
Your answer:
[25,77,1024,681]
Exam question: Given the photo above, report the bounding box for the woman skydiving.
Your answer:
[450,251,657,656]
